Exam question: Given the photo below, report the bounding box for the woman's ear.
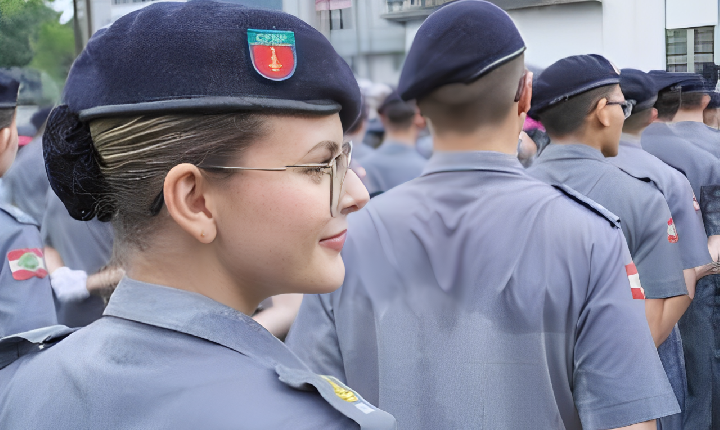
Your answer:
[163,163,217,243]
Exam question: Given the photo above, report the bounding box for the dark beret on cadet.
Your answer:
[398,0,526,102]
[0,72,20,109]
[62,0,360,130]
[647,70,698,93]
[529,54,619,119]
[619,69,658,112]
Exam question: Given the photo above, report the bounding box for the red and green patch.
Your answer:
[248,29,296,81]
[8,248,48,281]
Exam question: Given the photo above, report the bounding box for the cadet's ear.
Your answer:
[702,94,711,110]
[517,71,533,116]
[163,164,217,244]
[648,108,659,125]
[594,98,612,127]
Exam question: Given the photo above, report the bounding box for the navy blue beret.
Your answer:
[398,0,525,102]
[619,68,657,112]
[0,71,19,109]
[707,92,720,109]
[647,70,699,93]
[62,0,360,130]
[529,54,619,119]
[676,74,708,93]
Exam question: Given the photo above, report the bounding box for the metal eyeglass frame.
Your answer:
[197,141,353,217]
[605,99,634,119]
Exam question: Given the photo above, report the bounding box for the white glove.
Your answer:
[50,267,90,302]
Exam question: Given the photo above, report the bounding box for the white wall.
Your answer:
[602,0,666,71]
[509,3,604,68]
[666,0,718,29]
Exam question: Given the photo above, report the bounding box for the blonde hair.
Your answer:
[90,113,265,251]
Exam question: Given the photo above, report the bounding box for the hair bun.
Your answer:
[43,105,112,221]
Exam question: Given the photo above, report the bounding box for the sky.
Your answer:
[51,0,75,24]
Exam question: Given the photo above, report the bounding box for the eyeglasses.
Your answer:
[606,99,634,119]
[198,141,352,217]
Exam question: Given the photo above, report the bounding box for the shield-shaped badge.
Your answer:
[248,29,297,81]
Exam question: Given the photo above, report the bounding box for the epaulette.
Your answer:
[553,184,621,229]
[0,325,77,370]
[0,204,38,227]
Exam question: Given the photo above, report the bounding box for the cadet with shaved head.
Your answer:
[287,2,677,429]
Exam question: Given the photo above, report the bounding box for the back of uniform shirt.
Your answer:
[288,153,678,430]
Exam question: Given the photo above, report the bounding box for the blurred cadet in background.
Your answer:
[360,89,427,195]
[609,68,715,429]
[643,70,720,430]
[668,74,720,158]
[703,91,720,130]
[1,106,52,224]
[0,71,58,337]
[42,189,115,327]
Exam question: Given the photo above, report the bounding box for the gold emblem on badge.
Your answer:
[321,375,358,402]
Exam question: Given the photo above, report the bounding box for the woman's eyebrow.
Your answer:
[305,140,340,157]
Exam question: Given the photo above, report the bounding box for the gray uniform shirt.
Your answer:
[361,141,426,194]
[642,122,720,236]
[0,204,57,337]
[610,135,711,269]
[1,136,50,224]
[671,121,720,158]
[0,278,396,430]
[528,144,687,300]
[42,190,113,327]
[287,151,679,430]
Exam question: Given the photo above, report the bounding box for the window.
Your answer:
[666,26,715,74]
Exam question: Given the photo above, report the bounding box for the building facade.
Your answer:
[284,0,720,85]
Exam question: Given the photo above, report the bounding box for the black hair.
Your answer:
[680,92,707,110]
[381,100,416,130]
[0,108,15,130]
[538,85,616,137]
[654,87,681,121]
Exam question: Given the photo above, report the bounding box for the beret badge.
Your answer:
[248,29,297,81]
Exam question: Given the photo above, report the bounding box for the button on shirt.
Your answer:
[610,135,711,269]
[529,144,687,300]
[360,141,426,194]
[287,151,678,430]
[0,278,396,430]
[0,205,57,337]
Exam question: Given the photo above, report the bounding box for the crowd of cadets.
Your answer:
[1,0,720,429]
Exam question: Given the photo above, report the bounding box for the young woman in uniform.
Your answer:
[0,2,394,429]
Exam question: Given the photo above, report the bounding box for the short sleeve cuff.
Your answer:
[639,276,688,299]
[579,392,680,430]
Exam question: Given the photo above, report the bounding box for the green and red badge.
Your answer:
[8,248,48,281]
[248,29,296,81]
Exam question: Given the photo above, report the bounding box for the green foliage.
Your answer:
[0,0,75,93]
[30,19,75,88]
[0,0,59,67]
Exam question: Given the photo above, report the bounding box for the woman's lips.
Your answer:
[319,230,347,252]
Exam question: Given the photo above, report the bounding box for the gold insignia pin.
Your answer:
[321,375,358,402]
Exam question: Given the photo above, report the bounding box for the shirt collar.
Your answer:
[422,150,524,176]
[620,133,642,148]
[536,143,606,163]
[104,277,308,370]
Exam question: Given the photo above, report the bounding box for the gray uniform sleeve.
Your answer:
[574,229,679,429]
[286,292,347,383]
[631,191,688,299]
[666,173,712,268]
[0,222,57,337]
